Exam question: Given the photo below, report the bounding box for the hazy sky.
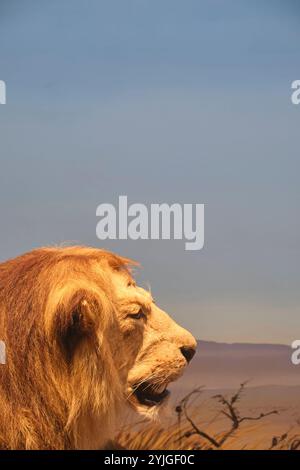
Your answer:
[0,0,299,344]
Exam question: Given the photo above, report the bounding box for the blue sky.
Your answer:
[0,0,299,343]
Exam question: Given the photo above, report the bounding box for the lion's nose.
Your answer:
[180,346,196,363]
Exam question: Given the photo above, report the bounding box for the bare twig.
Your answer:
[176,381,279,449]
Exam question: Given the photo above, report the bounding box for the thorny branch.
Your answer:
[176,381,278,449]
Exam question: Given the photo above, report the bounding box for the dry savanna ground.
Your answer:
[118,382,300,450]
[118,342,300,450]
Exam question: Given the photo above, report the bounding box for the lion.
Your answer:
[0,246,196,449]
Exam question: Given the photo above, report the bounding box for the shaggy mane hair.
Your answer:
[0,246,135,449]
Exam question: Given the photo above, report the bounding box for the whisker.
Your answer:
[126,371,168,400]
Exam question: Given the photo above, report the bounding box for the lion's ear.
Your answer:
[46,284,110,360]
[56,290,100,358]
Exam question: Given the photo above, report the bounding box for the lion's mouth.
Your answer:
[133,382,170,407]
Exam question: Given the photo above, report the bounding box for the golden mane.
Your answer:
[0,246,136,449]
[0,245,196,450]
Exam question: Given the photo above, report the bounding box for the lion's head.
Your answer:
[111,269,196,419]
[0,246,196,449]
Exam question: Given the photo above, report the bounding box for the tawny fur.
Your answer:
[0,246,196,450]
[0,247,135,449]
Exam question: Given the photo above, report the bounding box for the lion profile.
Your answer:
[0,246,196,449]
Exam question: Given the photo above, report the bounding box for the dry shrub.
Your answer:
[117,383,300,450]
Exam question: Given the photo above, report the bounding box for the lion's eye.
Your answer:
[128,308,145,320]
